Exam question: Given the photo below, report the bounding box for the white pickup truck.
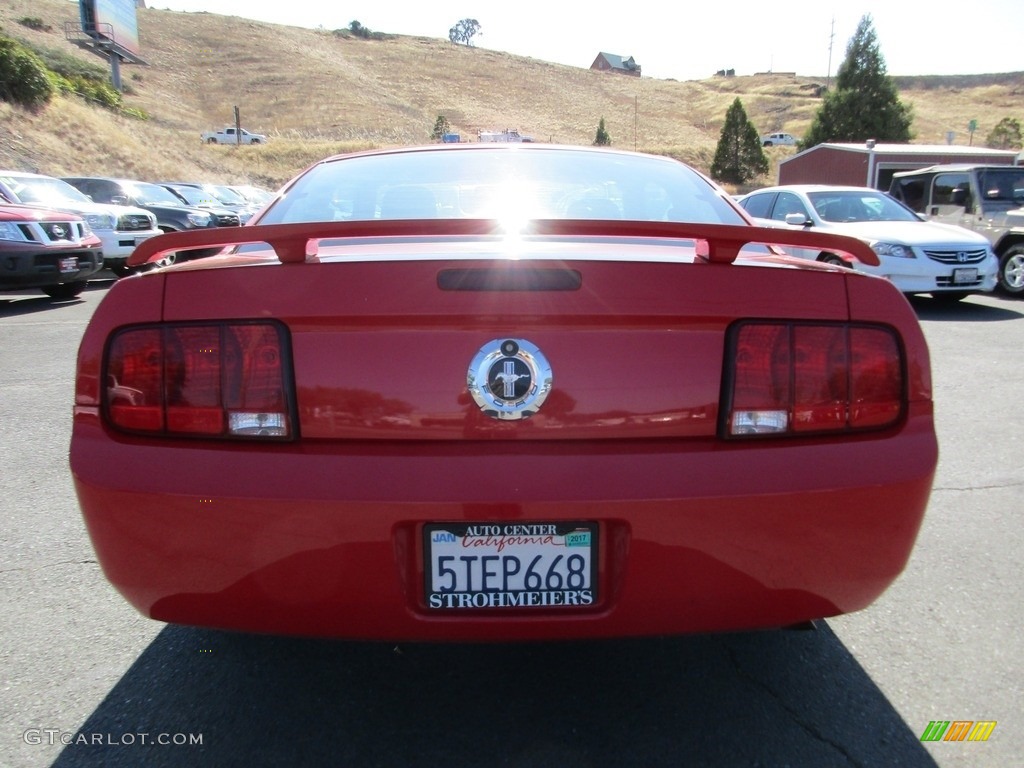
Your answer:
[478,129,534,143]
[760,132,797,147]
[201,127,267,145]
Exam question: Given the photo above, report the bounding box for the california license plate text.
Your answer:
[425,522,597,610]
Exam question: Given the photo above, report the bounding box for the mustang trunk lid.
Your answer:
[160,243,851,441]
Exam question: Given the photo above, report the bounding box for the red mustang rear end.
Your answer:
[70,145,936,641]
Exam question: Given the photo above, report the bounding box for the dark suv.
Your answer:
[889,165,1024,295]
[62,177,241,263]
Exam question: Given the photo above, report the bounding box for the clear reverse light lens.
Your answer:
[731,410,789,435]
[228,411,288,436]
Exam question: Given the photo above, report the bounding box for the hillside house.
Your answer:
[590,53,641,77]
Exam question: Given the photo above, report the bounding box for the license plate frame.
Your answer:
[952,267,978,285]
[58,256,78,274]
[424,521,598,610]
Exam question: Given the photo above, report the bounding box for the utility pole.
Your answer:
[826,17,835,90]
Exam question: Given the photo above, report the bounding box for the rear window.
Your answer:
[259,147,746,227]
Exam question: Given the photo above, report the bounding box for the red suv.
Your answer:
[0,203,103,299]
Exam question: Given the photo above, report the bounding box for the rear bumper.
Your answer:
[71,406,936,641]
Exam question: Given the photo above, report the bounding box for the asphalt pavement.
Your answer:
[1,283,1020,767]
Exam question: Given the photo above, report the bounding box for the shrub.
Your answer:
[69,75,122,109]
[120,106,150,121]
[18,17,52,33]
[31,42,107,81]
[0,36,55,108]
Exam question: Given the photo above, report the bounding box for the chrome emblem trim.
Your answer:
[467,338,552,420]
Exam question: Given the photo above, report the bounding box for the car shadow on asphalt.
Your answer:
[0,281,114,318]
[0,295,88,317]
[51,622,938,767]
[908,294,1023,322]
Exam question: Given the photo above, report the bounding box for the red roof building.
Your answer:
[779,143,1018,190]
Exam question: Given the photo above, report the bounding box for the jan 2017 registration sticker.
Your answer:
[424,522,598,610]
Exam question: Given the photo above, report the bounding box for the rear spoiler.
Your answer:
[128,219,880,268]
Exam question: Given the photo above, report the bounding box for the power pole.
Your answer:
[826,17,835,90]
[634,95,638,151]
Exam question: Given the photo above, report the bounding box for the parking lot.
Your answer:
[1,282,1021,767]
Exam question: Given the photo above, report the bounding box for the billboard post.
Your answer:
[67,0,146,90]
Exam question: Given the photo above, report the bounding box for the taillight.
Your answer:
[104,321,294,439]
[725,321,904,437]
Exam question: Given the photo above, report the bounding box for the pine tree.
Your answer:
[593,117,611,146]
[710,98,768,185]
[431,115,452,141]
[802,15,911,149]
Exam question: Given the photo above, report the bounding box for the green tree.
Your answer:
[985,117,1022,150]
[710,98,768,185]
[448,19,481,46]
[348,20,381,39]
[801,15,911,149]
[431,114,452,141]
[593,117,611,146]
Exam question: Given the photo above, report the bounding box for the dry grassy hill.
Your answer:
[2,0,1022,190]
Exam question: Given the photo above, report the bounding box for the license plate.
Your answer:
[953,268,978,284]
[58,257,78,274]
[424,522,597,610]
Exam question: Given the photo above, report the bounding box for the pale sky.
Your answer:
[146,1,1024,82]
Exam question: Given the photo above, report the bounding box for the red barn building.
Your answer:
[779,143,1018,190]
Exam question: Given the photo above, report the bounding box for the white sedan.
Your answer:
[738,185,998,301]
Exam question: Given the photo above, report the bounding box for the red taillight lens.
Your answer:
[104,322,293,439]
[849,327,903,428]
[107,328,164,432]
[726,322,904,437]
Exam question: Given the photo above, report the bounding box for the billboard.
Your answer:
[79,0,140,60]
